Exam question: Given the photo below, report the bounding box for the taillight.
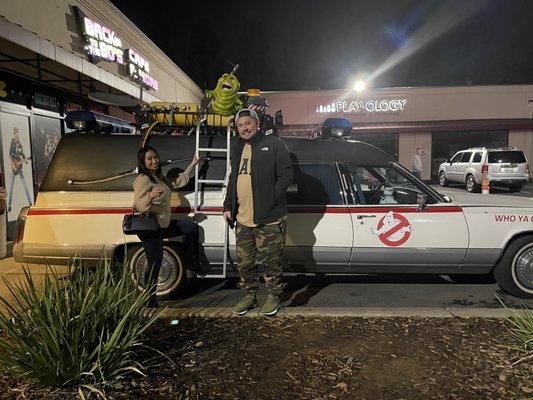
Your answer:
[14,206,30,244]
[481,164,489,174]
[527,164,530,175]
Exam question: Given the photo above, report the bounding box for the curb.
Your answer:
[157,306,533,319]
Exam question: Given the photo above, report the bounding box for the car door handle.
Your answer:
[356,215,376,219]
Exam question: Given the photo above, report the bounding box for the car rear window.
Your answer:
[287,164,343,205]
[487,151,526,163]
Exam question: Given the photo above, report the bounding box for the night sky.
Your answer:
[110,0,533,92]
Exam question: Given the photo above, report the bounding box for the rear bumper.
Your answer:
[13,243,118,265]
[489,178,528,187]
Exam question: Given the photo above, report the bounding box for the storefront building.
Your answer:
[264,85,533,181]
[0,0,203,233]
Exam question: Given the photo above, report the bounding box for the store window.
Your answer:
[348,133,399,160]
[431,130,507,179]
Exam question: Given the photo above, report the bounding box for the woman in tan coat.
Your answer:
[133,145,200,307]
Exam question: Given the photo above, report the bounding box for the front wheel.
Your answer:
[438,171,449,187]
[493,235,533,299]
[127,243,188,300]
[465,175,480,193]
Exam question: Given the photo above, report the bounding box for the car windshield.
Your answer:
[487,151,526,163]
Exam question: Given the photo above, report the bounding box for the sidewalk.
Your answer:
[158,305,533,319]
[0,255,68,310]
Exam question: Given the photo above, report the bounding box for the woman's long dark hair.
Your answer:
[137,146,163,183]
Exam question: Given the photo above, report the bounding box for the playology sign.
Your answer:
[315,98,407,114]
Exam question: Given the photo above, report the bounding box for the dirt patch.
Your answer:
[0,317,532,399]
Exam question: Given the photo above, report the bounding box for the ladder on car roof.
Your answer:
[192,119,233,278]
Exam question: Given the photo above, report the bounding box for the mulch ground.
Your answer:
[1,317,532,400]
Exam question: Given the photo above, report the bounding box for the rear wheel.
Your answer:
[127,243,187,300]
[493,235,533,298]
[465,175,480,193]
[438,171,449,187]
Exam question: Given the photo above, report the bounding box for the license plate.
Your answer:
[501,167,518,172]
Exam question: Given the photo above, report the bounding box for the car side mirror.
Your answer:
[417,193,427,211]
[442,194,453,203]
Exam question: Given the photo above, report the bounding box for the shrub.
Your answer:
[0,255,160,388]
[506,306,533,350]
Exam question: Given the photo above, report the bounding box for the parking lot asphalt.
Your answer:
[429,181,533,197]
[157,273,533,318]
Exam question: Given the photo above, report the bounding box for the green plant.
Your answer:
[0,255,160,388]
[506,307,533,350]
[499,297,533,350]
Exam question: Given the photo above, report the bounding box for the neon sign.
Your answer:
[125,49,159,91]
[82,17,124,64]
[74,7,158,92]
[316,99,407,114]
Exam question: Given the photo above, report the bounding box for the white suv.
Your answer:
[438,147,529,192]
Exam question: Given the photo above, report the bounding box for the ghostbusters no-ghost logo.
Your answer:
[370,211,413,247]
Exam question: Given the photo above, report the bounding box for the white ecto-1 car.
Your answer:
[13,133,533,299]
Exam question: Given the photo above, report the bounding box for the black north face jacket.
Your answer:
[223,132,293,225]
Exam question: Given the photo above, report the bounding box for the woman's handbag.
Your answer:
[122,209,159,235]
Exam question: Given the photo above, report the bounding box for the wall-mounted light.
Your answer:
[353,80,366,92]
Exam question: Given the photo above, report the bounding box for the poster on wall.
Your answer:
[32,115,61,190]
[0,112,35,222]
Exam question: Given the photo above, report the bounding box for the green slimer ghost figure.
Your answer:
[204,73,243,116]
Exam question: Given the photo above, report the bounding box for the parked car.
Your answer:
[13,134,533,298]
[438,147,529,192]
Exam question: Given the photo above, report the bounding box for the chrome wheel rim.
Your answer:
[513,245,533,294]
[439,173,446,185]
[466,176,475,191]
[132,248,181,294]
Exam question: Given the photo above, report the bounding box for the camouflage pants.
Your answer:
[235,221,286,295]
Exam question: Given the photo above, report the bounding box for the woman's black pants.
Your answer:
[137,218,199,302]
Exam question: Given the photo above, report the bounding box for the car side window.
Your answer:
[472,152,483,163]
[450,153,462,163]
[163,157,226,192]
[460,152,473,162]
[347,164,432,205]
[287,164,343,205]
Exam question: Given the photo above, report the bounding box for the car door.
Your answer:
[285,163,353,273]
[457,151,473,182]
[344,163,469,270]
[447,152,464,182]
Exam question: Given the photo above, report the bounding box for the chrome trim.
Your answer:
[350,247,467,266]
[335,162,349,205]
[462,248,502,267]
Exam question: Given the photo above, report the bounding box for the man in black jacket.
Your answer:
[223,108,293,316]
